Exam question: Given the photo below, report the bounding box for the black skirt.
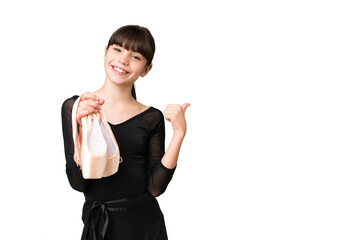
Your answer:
[81,193,168,240]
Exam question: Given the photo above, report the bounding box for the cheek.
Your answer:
[129,63,143,73]
[139,62,149,71]
[104,55,115,67]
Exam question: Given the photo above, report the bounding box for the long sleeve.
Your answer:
[61,95,91,192]
[145,109,176,197]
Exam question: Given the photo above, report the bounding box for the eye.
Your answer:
[113,47,121,52]
[132,55,141,60]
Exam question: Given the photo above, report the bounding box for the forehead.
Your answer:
[111,35,142,52]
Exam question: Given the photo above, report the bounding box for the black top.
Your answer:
[61,95,175,202]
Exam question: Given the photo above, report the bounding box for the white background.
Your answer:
[0,0,359,239]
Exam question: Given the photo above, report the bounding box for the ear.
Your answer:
[140,64,153,77]
[104,45,108,57]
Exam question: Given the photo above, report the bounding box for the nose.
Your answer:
[118,52,129,66]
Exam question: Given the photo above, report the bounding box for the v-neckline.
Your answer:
[107,106,152,127]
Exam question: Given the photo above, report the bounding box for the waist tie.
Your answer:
[84,193,150,240]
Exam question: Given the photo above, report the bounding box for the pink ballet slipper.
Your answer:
[72,96,122,179]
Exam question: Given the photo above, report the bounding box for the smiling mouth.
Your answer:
[112,66,129,74]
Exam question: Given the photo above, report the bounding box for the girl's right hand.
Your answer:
[76,92,105,125]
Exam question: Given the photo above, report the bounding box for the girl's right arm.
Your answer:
[61,93,104,192]
[61,95,90,192]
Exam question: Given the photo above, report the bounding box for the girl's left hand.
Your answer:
[164,103,190,137]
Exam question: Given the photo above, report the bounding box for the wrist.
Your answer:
[173,130,186,140]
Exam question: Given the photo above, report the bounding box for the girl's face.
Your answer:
[104,44,152,86]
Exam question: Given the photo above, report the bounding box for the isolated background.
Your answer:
[0,0,359,239]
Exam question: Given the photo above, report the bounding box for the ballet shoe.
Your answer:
[99,112,122,177]
[72,96,122,179]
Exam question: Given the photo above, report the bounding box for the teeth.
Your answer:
[114,66,127,73]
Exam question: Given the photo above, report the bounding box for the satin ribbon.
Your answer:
[86,201,109,240]
[84,193,149,240]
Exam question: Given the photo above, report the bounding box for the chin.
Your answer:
[108,77,132,87]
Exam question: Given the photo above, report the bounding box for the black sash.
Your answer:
[83,193,150,240]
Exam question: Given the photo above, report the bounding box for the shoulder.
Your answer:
[144,106,164,120]
[61,95,79,112]
[134,101,163,122]
[142,106,165,131]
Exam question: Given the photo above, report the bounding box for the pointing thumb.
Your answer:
[182,103,190,112]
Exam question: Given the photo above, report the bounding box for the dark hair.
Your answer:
[107,25,156,99]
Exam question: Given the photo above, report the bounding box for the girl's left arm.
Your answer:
[146,103,189,197]
[161,103,190,169]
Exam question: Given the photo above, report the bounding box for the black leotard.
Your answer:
[61,95,175,202]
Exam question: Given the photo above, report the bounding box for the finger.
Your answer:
[78,105,100,115]
[77,109,90,120]
[166,104,189,112]
[80,99,102,111]
[166,104,182,109]
[80,92,105,105]
[164,115,172,122]
[80,92,99,101]
[76,109,90,125]
[165,104,182,112]
[98,97,105,105]
[76,106,100,123]
[164,110,179,118]
[182,103,190,112]
[163,111,174,121]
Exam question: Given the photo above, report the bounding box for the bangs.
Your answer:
[108,25,155,65]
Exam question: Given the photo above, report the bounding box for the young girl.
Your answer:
[61,25,189,240]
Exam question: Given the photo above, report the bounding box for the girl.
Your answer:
[61,25,189,240]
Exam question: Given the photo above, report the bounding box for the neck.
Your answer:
[95,78,136,106]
